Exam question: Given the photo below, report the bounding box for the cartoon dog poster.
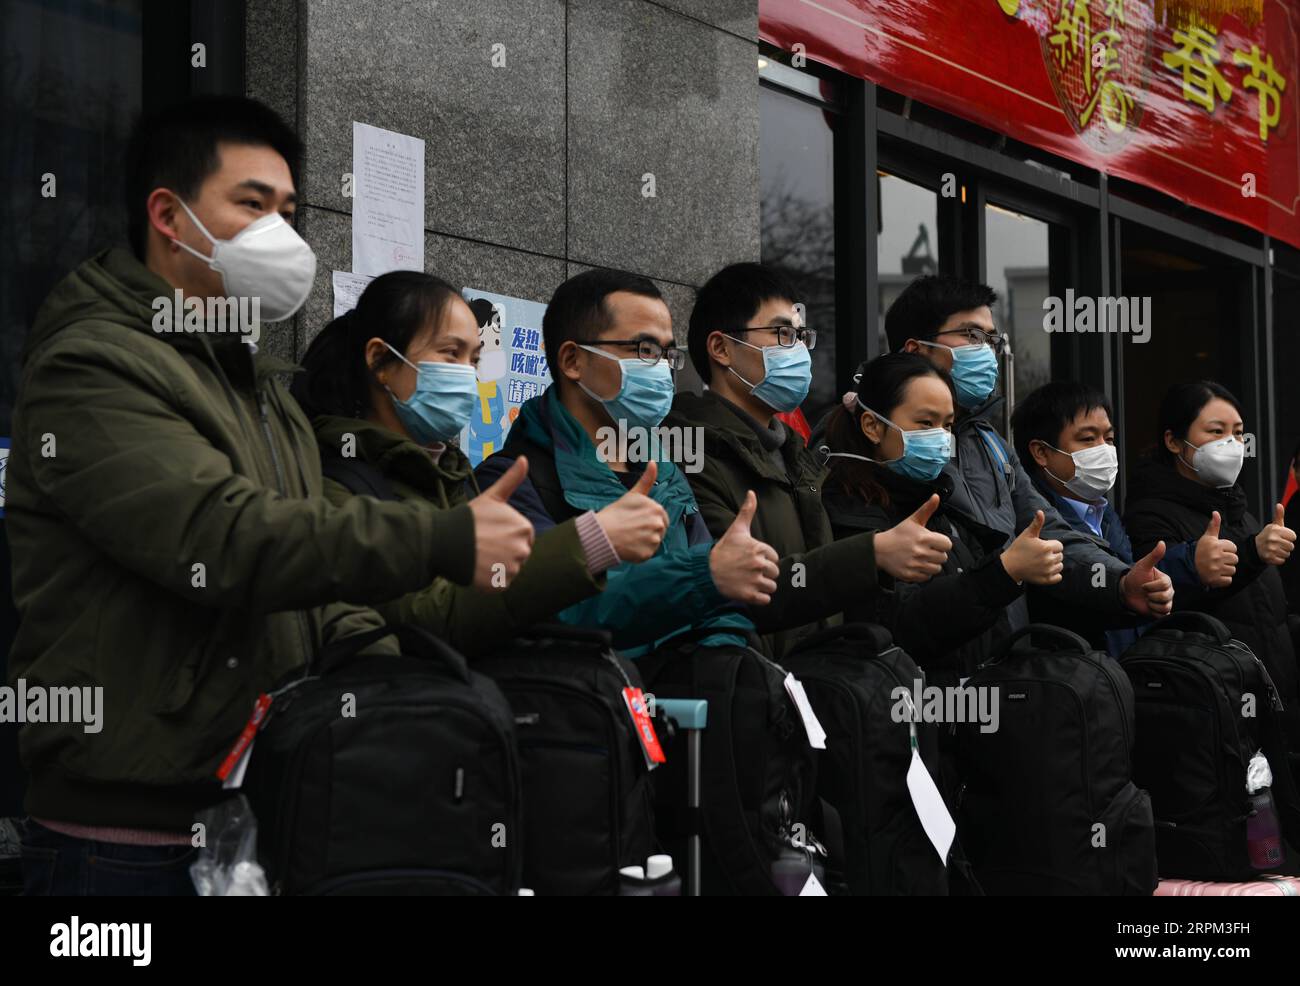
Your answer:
[460,288,552,467]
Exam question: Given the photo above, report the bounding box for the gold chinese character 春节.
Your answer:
[1233,44,1287,142]
[1162,24,1233,113]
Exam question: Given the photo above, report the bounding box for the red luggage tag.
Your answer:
[216,692,272,788]
[622,687,666,769]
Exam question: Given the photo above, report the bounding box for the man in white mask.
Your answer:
[6,95,534,895]
[1013,381,1223,657]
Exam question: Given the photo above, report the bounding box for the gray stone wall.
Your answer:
[246,0,760,390]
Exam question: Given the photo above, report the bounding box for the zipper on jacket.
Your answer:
[238,343,314,666]
[197,339,318,671]
[257,388,289,494]
[259,385,316,661]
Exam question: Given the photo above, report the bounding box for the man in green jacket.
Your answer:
[667,262,953,658]
[6,96,534,895]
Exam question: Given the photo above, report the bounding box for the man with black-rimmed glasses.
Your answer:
[668,262,954,659]
[474,267,784,656]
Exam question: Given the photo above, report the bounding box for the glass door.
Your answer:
[1115,219,1259,510]
[984,202,1052,438]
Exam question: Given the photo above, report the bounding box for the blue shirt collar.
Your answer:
[1059,493,1107,537]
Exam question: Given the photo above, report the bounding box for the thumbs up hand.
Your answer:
[468,456,536,590]
[709,490,781,605]
[999,510,1064,585]
[1195,510,1238,587]
[873,494,952,584]
[1120,541,1174,617]
[595,461,669,563]
[1256,503,1296,566]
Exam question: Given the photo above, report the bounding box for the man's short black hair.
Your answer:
[884,274,998,353]
[1011,380,1114,470]
[688,262,798,380]
[123,95,302,258]
[542,268,663,384]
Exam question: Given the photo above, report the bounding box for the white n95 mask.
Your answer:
[173,198,317,322]
[1045,441,1119,502]
[1184,436,1245,489]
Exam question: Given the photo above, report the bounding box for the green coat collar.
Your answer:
[667,390,826,487]
[313,414,473,502]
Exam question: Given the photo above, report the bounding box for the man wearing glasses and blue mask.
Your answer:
[886,274,1173,631]
[667,262,957,660]
[474,267,785,657]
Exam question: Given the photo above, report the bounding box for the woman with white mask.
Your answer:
[1125,381,1300,749]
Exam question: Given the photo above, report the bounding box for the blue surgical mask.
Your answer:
[823,401,953,482]
[578,345,675,430]
[727,339,812,413]
[919,340,999,409]
[383,343,479,445]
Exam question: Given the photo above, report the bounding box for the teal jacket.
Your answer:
[474,387,752,655]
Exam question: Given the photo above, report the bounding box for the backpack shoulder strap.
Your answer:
[320,455,400,502]
[497,433,578,523]
[977,425,1015,490]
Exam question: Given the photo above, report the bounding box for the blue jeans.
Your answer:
[20,820,198,896]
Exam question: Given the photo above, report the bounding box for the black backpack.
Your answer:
[640,629,822,896]
[782,623,952,895]
[243,625,522,895]
[1120,611,1300,880]
[475,624,658,895]
[957,624,1157,895]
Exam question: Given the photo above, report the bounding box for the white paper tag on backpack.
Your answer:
[907,746,955,864]
[783,673,827,749]
[222,738,254,790]
[799,871,828,896]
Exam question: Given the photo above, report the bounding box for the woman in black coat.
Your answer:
[820,354,1065,688]
[1123,380,1300,748]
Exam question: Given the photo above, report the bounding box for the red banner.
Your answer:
[760,0,1300,248]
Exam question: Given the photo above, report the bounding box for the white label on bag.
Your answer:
[800,871,828,896]
[907,746,955,864]
[222,737,254,790]
[783,673,827,749]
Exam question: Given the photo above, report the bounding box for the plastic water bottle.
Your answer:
[1245,750,1283,871]
[1247,788,1283,870]
[617,864,655,896]
[646,854,682,896]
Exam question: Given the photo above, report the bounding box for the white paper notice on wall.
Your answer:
[352,122,424,276]
[332,270,374,318]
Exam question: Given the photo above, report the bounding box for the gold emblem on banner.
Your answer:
[1035,0,1154,153]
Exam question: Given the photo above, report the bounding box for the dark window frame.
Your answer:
[760,58,1281,518]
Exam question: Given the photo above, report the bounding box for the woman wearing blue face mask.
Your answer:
[819,353,1064,686]
[293,270,666,656]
